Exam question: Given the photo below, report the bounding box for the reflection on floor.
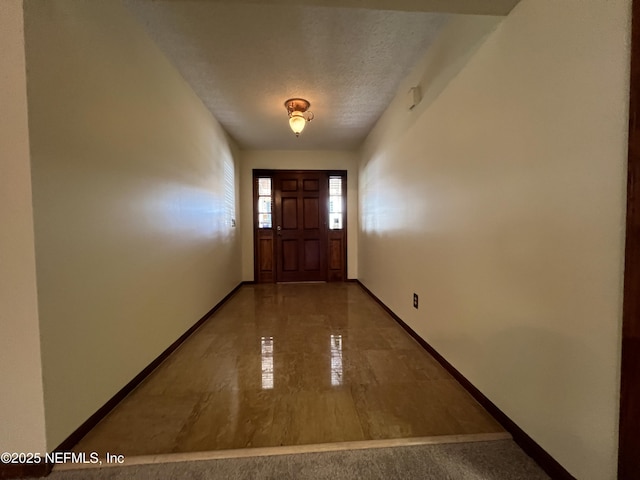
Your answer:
[74,283,504,456]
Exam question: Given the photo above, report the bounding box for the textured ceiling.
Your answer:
[123,1,514,150]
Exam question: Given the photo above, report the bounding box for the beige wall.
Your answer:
[0,0,48,454]
[240,150,358,281]
[24,0,242,449]
[358,1,630,479]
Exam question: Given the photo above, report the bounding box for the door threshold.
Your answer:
[276,281,327,284]
[54,433,512,471]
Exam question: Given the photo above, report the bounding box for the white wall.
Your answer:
[358,1,630,479]
[240,150,358,280]
[0,0,48,455]
[24,0,242,449]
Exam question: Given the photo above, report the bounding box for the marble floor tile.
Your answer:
[73,282,504,456]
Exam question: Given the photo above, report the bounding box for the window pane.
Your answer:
[258,196,272,214]
[258,177,272,196]
[259,213,272,229]
[329,177,342,196]
[329,196,342,213]
[329,213,342,230]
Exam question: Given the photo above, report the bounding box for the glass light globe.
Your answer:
[289,112,307,136]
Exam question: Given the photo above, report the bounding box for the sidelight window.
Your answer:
[257,177,272,229]
[329,176,343,230]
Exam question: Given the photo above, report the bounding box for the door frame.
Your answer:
[619,1,640,477]
[252,169,347,283]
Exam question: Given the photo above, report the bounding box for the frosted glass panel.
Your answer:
[257,176,272,229]
[258,177,272,196]
[259,214,272,229]
[328,176,343,230]
[329,177,342,196]
[258,197,272,214]
[329,213,342,230]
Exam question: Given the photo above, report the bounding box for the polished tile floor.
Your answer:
[74,283,503,456]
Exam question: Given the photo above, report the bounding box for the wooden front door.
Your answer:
[253,170,346,283]
[274,171,327,282]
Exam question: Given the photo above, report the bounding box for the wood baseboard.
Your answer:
[355,280,576,480]
[54,282,245,454]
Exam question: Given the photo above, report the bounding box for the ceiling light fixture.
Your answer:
[284,98,314,137]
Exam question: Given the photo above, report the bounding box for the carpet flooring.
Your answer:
[41,439,550,480]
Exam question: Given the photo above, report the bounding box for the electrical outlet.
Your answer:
[413,293,419,309]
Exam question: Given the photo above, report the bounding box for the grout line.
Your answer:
[54,432,512,471]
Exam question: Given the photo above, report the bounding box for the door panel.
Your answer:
[329,238,342,270]
[303,179,319,191]
[304,239,321,271]
[282,240,298,271]
[303,198,320,229]
[282,197,298,229]
[259,238,274,272]
[281,179,297,191]
[275,171,328,282]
